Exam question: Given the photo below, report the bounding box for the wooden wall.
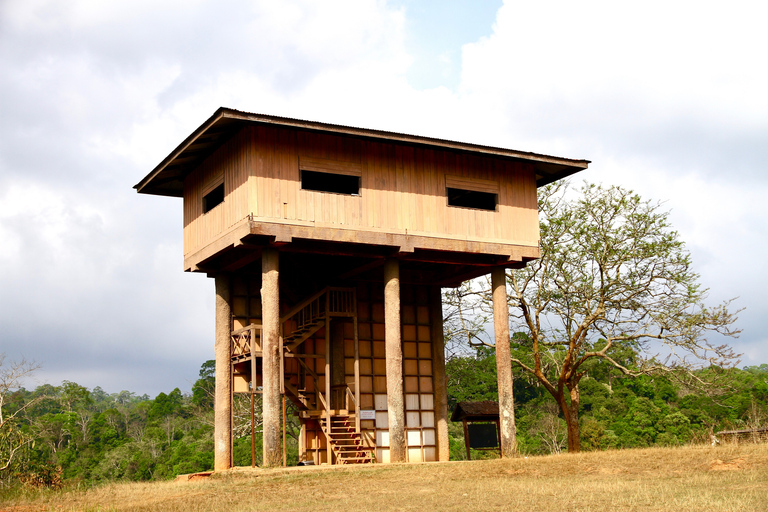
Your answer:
[183,129,251,257]
[184,124,539,258]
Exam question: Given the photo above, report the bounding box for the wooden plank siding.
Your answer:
[183,129,251,256]
[183,125,539,261]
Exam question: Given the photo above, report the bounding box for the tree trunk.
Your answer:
[565,384,581,453]
[551,384,581,453]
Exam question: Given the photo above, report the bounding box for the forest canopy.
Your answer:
[1,355,766,489]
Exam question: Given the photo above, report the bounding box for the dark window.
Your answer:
[447,187,497,211]
[301,170,360,195]
[203,183,224,213]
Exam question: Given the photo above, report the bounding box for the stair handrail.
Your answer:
[293,356,330,416]
[344,386,357,409]
[317,389,329,413]
[345,386,360,433]
[232,323,261,336]
[280,287,328,325]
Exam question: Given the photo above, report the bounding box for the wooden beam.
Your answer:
[221,248,263,273]
[436,260,528,288]
[338,259,385,280]
[184,219,251,271]
[463,419,471,460]
[246,219,539,261]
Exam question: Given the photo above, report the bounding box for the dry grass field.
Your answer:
[3,443,767,512]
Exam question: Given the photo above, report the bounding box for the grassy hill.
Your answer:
[4,443,767,512]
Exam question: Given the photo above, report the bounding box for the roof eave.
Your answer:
[133,107,230,197]
[134,107,590,196]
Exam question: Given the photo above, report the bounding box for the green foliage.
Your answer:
[444,346,768,458]
[191,360,215,409]
[445,347,499,410]
[5,346,766,492]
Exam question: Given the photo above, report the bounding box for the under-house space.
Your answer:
[134,108,588,468]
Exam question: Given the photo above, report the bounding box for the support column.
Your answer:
[261,248,282,467]
[429,286,450,462]
[214,274,232,471]
[492,267,517,457]
[384,259,406,463]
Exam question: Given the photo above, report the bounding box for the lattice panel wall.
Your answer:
[355,282,437,463]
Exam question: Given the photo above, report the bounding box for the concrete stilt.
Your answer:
[214,275,232,470]
[430,286,450,461]
[261,248,282,467]
[492,267,517,457]
[384,259,406,463]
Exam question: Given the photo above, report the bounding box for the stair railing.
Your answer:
[280,288,327,335]
[281,287,357,339]
[326,287,356,316]
[345,386,361,433]
[293,355,329,414]
[279,287,358,428]
[231,323,261,359]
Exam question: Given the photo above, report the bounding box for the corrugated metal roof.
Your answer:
[135,107,590,197]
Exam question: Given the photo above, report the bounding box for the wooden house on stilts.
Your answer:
[134,108,588,469]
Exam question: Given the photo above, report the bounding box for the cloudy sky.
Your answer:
[1,0,766,396]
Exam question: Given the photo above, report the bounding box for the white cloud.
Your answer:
[0,0,765,394]
[457,0,768,162]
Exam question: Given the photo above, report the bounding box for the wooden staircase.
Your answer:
[231,286,371,465]
[319,414,374,464]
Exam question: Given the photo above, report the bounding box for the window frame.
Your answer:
[202,178,225,214]
[444,175,500,212]
[298,156,362,197]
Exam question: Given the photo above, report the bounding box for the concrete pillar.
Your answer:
[214,274,232,471]
[430,286,450,462]
[384,259,406,463]
[261,248,282,467]
[492,267,517,457]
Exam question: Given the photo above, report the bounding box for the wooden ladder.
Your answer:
[319,415,374,464]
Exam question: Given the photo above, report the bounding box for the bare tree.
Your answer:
[529,402,567,454]
[468,182,741,452]
[442,281,491,358]
[0,354,41,473]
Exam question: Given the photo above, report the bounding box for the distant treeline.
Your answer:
[3,353,767,488]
